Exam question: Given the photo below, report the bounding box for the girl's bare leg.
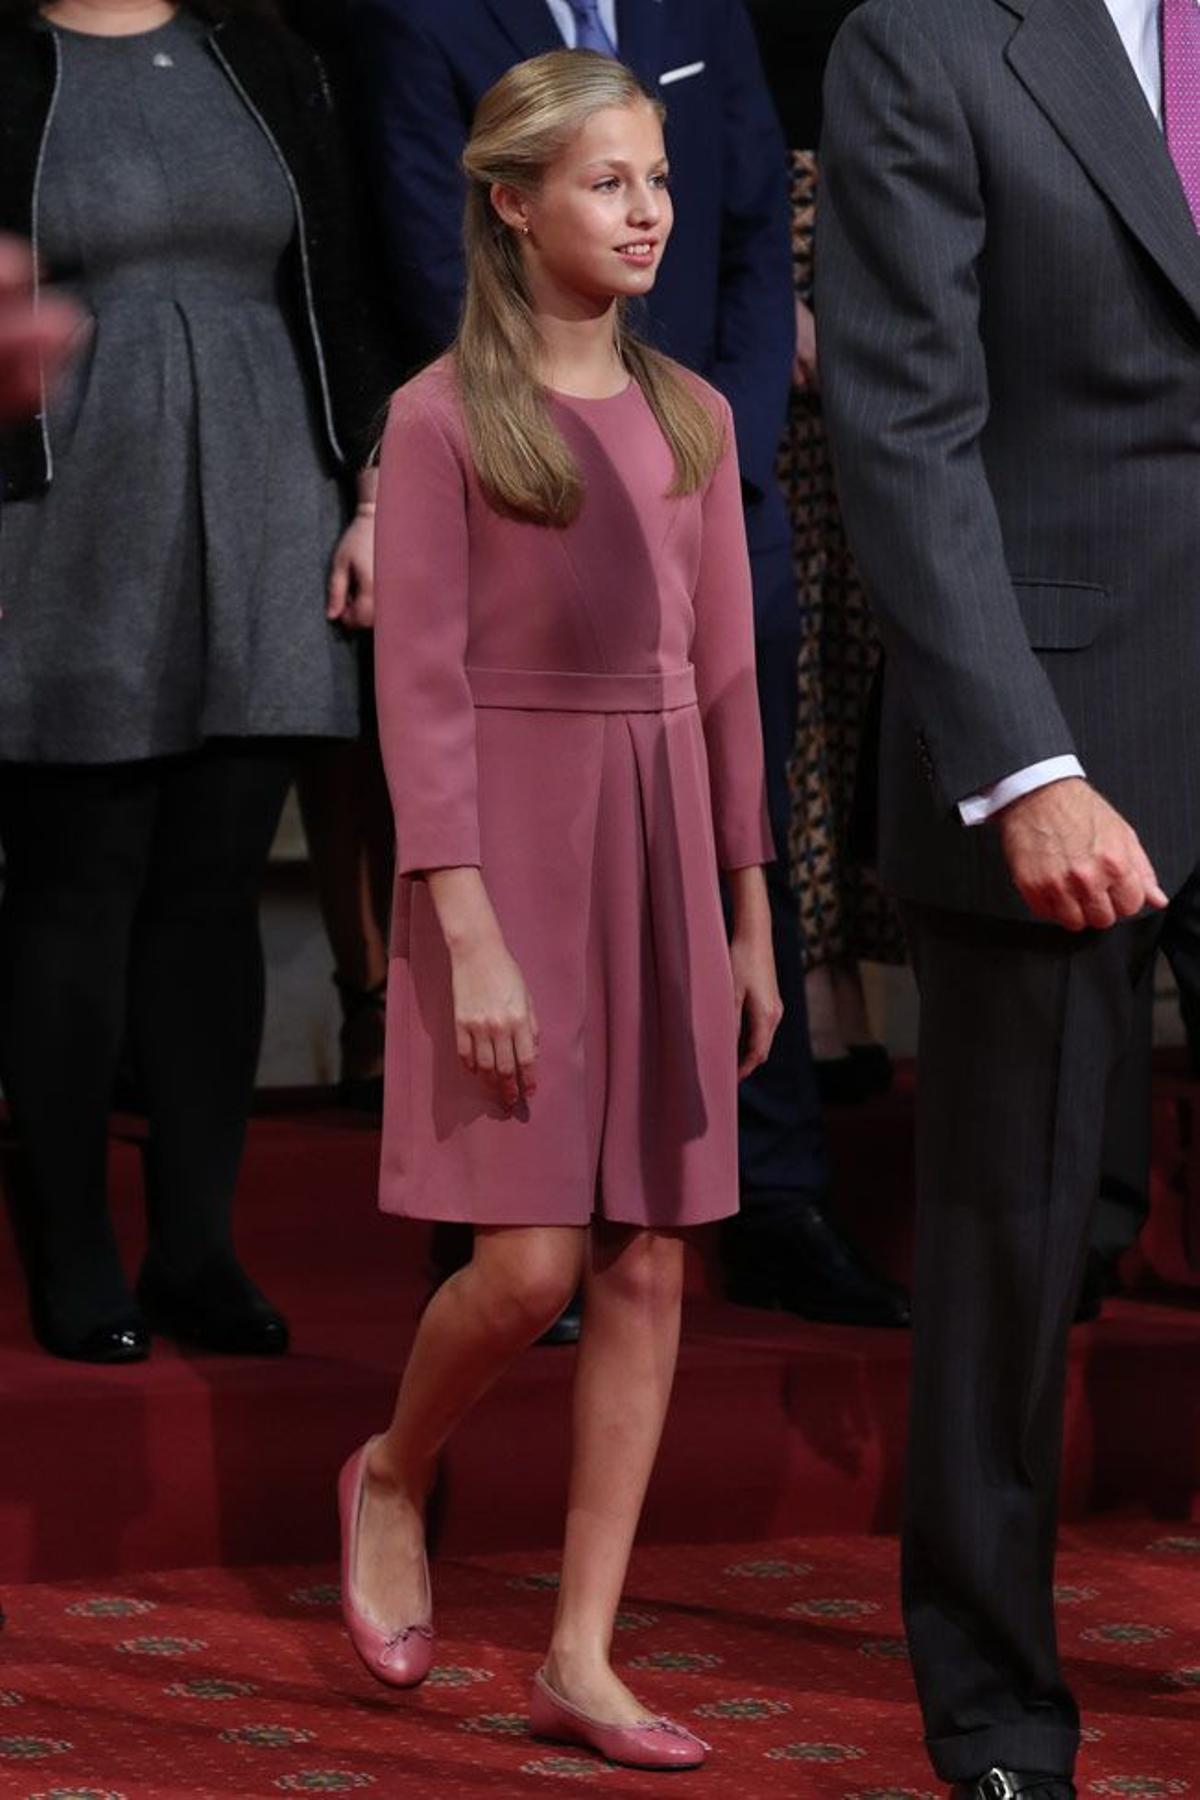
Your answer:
[544,1225,686,1724]
[354,1223,586,1628]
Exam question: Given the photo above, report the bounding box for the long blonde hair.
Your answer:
[456,49,723,527]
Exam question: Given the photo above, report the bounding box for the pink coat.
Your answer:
[374,358,771,1228]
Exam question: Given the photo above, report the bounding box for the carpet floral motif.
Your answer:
[0,1524,1193,1797]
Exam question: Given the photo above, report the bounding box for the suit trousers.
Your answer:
[900,901,1163,1781]
[1092,860,1200,1264]
[735,523,830,1207]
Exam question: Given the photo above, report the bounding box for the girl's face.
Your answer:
[506,101,673,309]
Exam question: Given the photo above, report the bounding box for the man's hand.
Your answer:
[997,777,1169,931]
[0,236,82,424]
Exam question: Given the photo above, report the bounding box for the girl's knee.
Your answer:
[475,1235,581,1338]
[602,1231,685,1310]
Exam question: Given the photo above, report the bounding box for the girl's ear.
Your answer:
[490,182,531,236]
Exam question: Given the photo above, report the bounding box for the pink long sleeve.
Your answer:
[374,386,481,877]
[690,401,775,871]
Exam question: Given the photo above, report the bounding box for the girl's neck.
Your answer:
[534,306,628,401]
[42,0,178,36]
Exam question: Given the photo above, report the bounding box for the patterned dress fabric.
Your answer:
[778,153,906,970]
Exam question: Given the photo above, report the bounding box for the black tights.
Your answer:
[0,743,293,1336]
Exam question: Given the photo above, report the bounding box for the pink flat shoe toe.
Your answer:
[338,1439,435,1689]
[529,1669,710,1771]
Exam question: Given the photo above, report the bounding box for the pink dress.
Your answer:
[374,358,771,1229]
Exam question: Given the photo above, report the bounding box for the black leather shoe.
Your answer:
[138,1256,290,1356]
[538,1291,582,1346]
[724,1201,911,1328]
[952,1769,1076,1800]
[33,1314,150,1364]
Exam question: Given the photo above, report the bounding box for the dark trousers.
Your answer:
[735,526,829,1210]
[0,743,293,1337]
[1094,863,1200,1261]
[901,901,1163,1781]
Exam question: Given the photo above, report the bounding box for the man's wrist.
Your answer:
[958,755,1086,826]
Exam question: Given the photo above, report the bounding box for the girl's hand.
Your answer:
[726,866,782,1079]
[327,506,376,631]
[449,934,540,1110]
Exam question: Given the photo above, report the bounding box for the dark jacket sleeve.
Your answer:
[349,0,468,363]
[707,0,796,501]
[271,20,406,468]
[815,0,1077,809]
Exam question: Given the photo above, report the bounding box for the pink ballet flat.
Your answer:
[529,1668,710,1771]
[338,1438,434,1689]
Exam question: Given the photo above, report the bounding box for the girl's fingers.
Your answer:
[327,558,348,621]
[474,1033,497,1076]
[514,1019,538,1096]
[456,1026,475,1072]
[737,1000,774,1079]
[492,1031,520,1106]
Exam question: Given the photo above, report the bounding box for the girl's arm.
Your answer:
[690,395,775,875]
[375,387,537,1108]
[690,395,781,1077]
[375,387,480,874]
[425,869,539,1109]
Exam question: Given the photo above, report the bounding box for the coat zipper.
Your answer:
[29,29,64,488]
[207,30,347,468]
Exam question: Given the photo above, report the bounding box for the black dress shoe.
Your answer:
[724,1199,911,1327]
[952,1769,1076,1800]
[138,1255,290,1356]
[33,1313,150,1364]
[538,1290,582,1346]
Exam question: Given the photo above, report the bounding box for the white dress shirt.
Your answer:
[544,0,619,49]
[961,0,1165,823]
[1105,0,1164,120]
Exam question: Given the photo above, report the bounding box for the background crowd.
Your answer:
[0,0,1178,1367]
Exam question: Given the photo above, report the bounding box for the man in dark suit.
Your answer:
[817,2,1200,1794]
[350,0,909,1329]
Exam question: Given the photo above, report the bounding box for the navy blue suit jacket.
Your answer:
[349,0,794,510]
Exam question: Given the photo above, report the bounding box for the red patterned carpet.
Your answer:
[1,1520,1198,1799]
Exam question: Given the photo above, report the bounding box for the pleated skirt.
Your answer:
[379,667,740,1228]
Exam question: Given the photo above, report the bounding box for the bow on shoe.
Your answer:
[383,1622,434,1654]
[652,1720,712,1751]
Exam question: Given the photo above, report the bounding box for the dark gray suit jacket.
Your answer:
[816,0,1200,919]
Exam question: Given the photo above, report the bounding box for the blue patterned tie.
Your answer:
[568,0,616,55]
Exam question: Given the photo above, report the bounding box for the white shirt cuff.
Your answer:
[958,756,1085,827]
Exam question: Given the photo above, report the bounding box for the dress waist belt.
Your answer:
[466,667,697,714]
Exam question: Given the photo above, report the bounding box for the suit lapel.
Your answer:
[614,0,666,89]
[1002,0,1200,325]
[482,0,564,63]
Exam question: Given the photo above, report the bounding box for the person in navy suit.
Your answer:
[351,0,908,1329]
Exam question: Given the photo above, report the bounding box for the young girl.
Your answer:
[340,48,780,1773]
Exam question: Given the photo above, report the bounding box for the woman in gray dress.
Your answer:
[0,0,397,1360]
